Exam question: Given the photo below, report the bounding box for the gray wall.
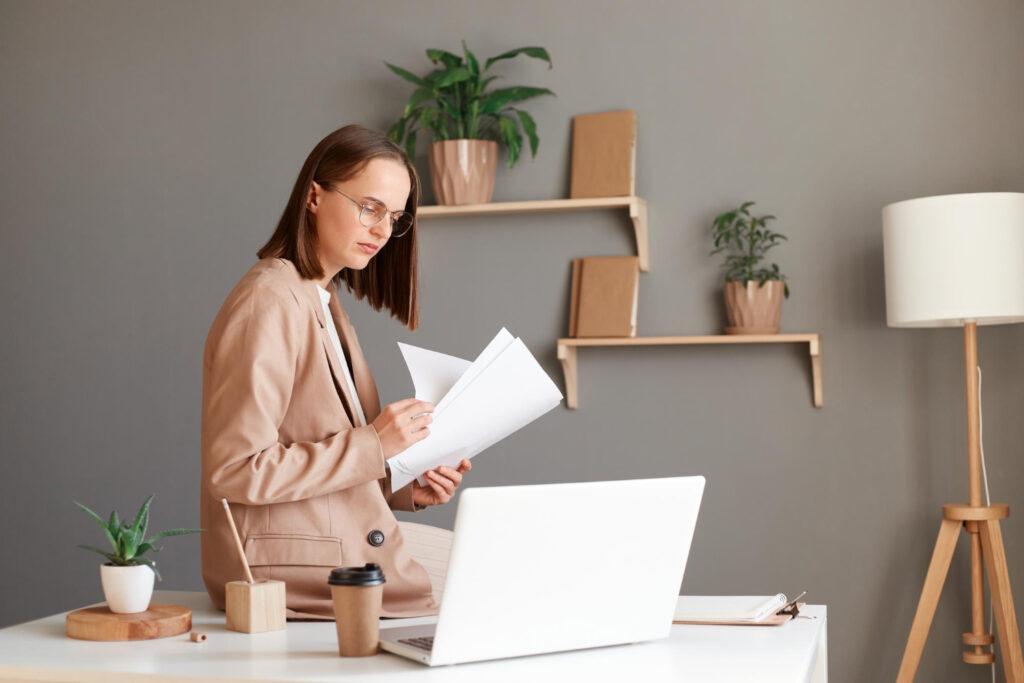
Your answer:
[2,1,1023,680]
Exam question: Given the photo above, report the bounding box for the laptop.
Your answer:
[380,475,705,666]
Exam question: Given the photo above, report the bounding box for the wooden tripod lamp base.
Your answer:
[897,503,1023,681]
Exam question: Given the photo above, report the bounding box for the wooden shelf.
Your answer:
[556,333,823,409]
[417,196,650,271]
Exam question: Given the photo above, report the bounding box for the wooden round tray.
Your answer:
[66,603,192,641]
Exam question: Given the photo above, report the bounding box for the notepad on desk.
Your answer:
[674,594,791,625]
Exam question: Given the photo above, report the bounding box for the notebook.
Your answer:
[569,110,637,198]
[569,256,639,337]
[674,594,789,624]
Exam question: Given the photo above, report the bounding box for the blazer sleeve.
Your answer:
[202,289,387,506]
[381,465,418,512]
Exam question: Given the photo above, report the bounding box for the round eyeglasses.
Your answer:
[325,185,414,238]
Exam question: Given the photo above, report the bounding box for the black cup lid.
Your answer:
[328,563,386,586]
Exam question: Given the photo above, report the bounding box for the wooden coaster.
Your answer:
[66,604,192,641]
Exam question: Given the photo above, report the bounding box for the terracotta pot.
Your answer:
[723,280,784,334]
[428,139,498,205]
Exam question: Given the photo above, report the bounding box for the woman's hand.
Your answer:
[412,459,471,508]
[371,398,434,460]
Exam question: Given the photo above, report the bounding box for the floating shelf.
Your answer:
[417,196,650,271]
[556,333,823,409]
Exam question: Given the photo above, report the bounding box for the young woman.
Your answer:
[200,124,470,619]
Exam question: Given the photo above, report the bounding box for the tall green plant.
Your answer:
[75,494,202,581]
[711,201,790,297]
[385,41,554,168]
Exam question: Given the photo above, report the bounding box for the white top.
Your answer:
[0,590,828,682]
[317,284,367,427]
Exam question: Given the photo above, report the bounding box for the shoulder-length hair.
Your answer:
[257,124,421,330]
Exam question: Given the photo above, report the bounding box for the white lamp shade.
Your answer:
[882,192,1024,328]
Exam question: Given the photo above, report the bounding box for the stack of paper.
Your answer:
[386,328,564,491]
[674,594,789,624]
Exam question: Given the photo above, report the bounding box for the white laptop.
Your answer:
[380,475,705,666]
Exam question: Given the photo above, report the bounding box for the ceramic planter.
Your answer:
[100,563,155,614]
[723,280,784,334]
[428,139,498,205]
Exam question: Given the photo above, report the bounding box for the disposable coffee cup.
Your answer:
[328,563,386,657]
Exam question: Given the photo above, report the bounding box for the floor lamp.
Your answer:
[883,192,1024,682]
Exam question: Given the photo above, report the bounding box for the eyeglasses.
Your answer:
[324,185,414,238]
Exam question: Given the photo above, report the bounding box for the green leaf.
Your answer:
[497,115,522,168]
[78,545,119,563]
[404,129,417,161]
[432,66,472,88]
[404,88,434,118]
[383,62,428,88]
[484,46,553,71]
[462,40,480,78]
[426,48,463,68]
[479,87,554,116]
[387,117,405,144]
[135,542,155,557]
[146,528,203,543]
[75,501,119,553]
[513,109,539,157]
[130,495,153,543]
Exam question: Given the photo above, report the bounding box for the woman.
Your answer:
[200,124,470,619]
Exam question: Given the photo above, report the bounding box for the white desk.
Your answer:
[0,591,827,682]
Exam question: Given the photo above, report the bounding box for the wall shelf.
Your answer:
[556,333,823,409]
[417,196,650,271]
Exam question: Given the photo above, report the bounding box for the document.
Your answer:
[674,594,789,623]
[386,328,564,491]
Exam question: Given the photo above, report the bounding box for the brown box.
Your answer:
[569,256,639,338]
[569,110,637,198]
[225,579,287,633]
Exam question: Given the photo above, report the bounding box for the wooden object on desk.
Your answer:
[416,197,650,272]
[225,579,287,633]
[65,604,191,641]
[569,256,639,338]
[556,333,823,409]
[570,110,637,198]
[221,498,286,633]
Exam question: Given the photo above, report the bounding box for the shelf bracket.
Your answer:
[629,198,650,272]
[557,343,578,409]
[809,337,823,408]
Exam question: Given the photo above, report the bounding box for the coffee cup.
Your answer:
[328,563,386,657]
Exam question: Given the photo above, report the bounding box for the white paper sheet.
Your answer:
[386,328,563,490]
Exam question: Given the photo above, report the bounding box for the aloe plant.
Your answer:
[711,201,791,298]
[385,41,554,168]
[75,495,202,581]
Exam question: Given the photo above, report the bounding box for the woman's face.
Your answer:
[307,157,411,280]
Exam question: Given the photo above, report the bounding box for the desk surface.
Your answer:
[0,591,827,683]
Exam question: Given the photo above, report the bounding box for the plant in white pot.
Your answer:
[385,40,554,205]
[711,201,790,334]
[75,495,202,614]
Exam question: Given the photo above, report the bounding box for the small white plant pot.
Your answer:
[100,563,155,614]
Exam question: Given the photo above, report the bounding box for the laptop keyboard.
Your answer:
[398,636,435,652]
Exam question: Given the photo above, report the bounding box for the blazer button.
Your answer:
[367,529,385,547]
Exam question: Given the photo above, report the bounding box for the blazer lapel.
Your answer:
[326,286,383,424]
[302,280,361,427]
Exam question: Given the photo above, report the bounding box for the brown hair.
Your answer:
[257,124,420,330]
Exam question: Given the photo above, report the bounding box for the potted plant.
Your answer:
[710,201,790,334]
[75,495,202,614]
[385,40,554,205]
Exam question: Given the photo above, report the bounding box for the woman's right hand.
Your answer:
[371,398,434,459]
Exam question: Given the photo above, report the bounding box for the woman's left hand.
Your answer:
[412,459,471,508]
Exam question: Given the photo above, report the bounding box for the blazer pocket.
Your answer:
[244,533,342,567]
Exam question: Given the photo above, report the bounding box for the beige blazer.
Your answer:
[200,257,437,619]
